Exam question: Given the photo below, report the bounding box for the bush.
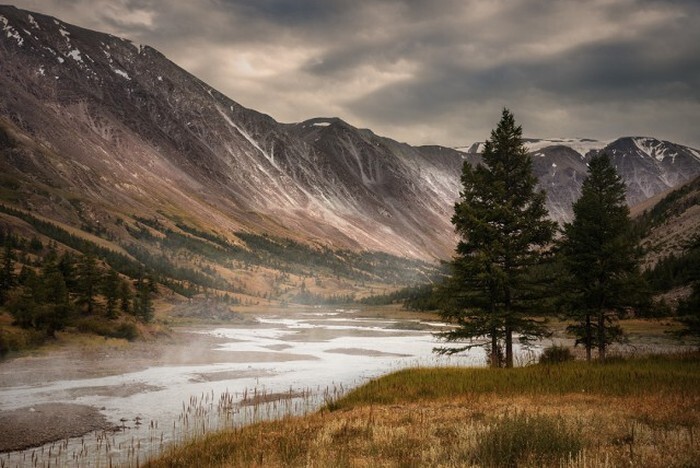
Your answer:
[76,318,139,341]
[474,413,582,467]
[0,330,7,357]
[113,322,139,341]
[539,345,574,364]
[0,326,46,356]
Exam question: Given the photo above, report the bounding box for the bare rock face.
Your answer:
[0,5,465,259]
[1,5,699,261]
[466,137,700,224]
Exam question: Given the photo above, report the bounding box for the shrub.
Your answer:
[539,345,574,364]
[0,326,45,356]
[474,413,582,467]
[76,318,139,341]
[0,329,7,357]
[113,322,139,341]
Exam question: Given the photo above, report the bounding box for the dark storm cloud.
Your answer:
[9,0,700,147]
[224,0,344,25]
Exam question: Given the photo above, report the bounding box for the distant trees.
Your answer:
[676,288,700,341]
[436,109,556,367]
[558,154,645,361]
[674,236,700,341]
[134,271,156,322]
[0,242,15,304]
[77,251,99,316]
[0,229,147,338]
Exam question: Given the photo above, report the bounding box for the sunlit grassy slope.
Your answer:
[149,352,700,467]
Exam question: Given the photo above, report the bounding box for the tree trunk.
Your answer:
[597,309,606,361]
[505,325,513,368]
[585,313,592,362]
[490,333,499,368]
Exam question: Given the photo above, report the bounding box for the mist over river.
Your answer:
[0,307,533,467]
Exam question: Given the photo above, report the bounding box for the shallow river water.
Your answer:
[0,307,529,467]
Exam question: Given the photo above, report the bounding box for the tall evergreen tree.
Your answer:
[0,242,16,305]
[76,251,100,316]
[37,258,71,337]
[436,109,556,367]
[559,153,644,361]
[58,252,78,291]
[119,280,132,314]
[676,285,700,342]
[102,269,120,319]
[674,235,700,343]
[134,271,156,322]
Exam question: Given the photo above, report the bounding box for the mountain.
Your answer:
[633,175,700,307]
[462,137,700,223]
[0,5,468,262]
[1,3,699,270]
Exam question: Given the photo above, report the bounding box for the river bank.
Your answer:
[149,352,700,467]
[0,305,477,466]
[0,303,692,465]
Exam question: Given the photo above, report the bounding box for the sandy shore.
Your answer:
[0,403,115,452]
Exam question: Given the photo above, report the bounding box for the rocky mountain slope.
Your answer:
[0,5,467,261]
[462,137,700,223]
[1,4,699,267]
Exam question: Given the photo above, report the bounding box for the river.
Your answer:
[0,307,528,467]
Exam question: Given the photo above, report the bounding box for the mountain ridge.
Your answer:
[1,4,699,262]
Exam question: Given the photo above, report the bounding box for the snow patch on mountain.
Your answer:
[215,106,281,172]
[633,137,677,162]
[1,15,24,46]
[454,142,484,153]
[112,68,130,80]
[27,14,39,29]
[524,138,608,157]
[67,48,83,63]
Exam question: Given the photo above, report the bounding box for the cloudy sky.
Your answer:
[11,0,700,148]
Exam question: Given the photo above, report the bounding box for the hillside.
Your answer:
[635,175,700,269]
[0,5,699,311]
[0,5,466,261]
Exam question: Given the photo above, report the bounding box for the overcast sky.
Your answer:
[11,0,700,148]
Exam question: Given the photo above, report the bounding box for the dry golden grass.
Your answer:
[149,394,699,467]
[150,353,700,468]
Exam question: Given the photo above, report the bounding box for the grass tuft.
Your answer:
[538,344,575,364]
[474,412,582,467]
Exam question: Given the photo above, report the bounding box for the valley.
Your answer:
[0,4,699,467]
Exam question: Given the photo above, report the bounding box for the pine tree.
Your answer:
[436,108,556,367]
[119,280,132,314]
[102,269,120,319]
[559,153,644,361]
[58,252,78,290]
[674,235,700,342]
[676,285,700,342]
[37,259,71,337]
[76,251,100,316]
[0,242,16,305]
[134,271,156,322]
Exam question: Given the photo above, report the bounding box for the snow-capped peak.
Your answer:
[632,137,677,163]
[523,138,608,158]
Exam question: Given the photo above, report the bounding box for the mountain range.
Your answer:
[1,4,699,266]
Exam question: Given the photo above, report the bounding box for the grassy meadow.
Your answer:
[149,352,700,467]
